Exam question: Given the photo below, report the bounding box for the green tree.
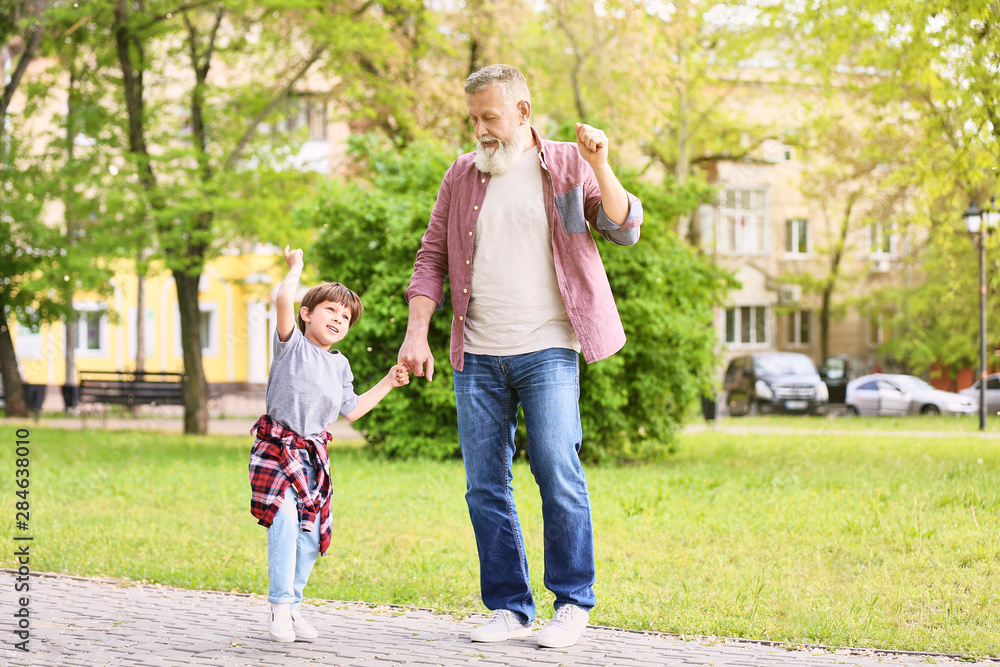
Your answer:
[1,1,124,416]
[770,0,1000,370]
[0,0,48,416]
[308,134,457,459]
[879,224,997,377]
[778,99,916,362]
[306,133,734,461]
[521,0,774,245]
[103,0,355,433]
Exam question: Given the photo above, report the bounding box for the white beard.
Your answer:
[474,131,524,176]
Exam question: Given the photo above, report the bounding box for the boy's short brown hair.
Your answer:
[297,282,364,334]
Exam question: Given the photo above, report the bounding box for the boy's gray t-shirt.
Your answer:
[266,327,360,442]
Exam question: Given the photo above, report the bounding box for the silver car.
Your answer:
[845,374,979,416]
[959,373,1000,416]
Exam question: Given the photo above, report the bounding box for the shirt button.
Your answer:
[468,231,473,236]
[474,205,479,210]
[481,178,485,183]
[466,260,470,265]
[459,316,464,321]
[463,288,468,294]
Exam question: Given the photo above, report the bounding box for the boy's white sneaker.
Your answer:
[470,609,532,642]
[537,604,589,648]
[268,602,295,643]
[291,607,318,640]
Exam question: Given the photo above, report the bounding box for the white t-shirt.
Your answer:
[265,327,359,443]
[463,146,581,356]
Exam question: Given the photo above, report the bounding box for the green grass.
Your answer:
[706,412,1000,433]
[2,422,998,658]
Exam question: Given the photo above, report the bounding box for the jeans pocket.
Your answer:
[555,187,588,234]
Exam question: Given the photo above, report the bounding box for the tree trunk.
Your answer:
[820,286,832,363]
[65,319,77,384]
[466,37,480,77]
[0,304,27,417]
[571,57,587,121]
[135,270,146,372]
[819,196,854,364]
[64,45,80,389]
[675,39,697,247]
[174,270,208,434]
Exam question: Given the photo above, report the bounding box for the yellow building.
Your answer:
[12,246,290,401]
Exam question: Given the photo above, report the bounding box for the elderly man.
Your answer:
[398,64,642,648]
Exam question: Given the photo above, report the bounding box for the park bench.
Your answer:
[79,370,187,414]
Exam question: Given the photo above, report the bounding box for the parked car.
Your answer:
[845,374,978,416]
[819,353,853,404]
[959,373,1000,415]
[723,352,829,416]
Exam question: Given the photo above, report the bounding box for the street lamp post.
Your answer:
[963,198,999,431]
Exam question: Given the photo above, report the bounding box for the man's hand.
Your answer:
[284,245,304,270]
[398,295,438,382]
[398,335,435,382]
[575,122,609,168]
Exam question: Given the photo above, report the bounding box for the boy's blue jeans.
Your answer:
[453,348,596,625]
[267,455,320,608]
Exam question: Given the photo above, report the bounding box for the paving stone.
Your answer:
[1,572,998,667]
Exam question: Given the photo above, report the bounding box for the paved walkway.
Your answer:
[2,572,996,667]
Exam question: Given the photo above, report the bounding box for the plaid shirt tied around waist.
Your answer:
[249,414,333,555]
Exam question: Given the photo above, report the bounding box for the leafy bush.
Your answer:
[303,133,733,461]
[579,169,734,461]
[304,134,458,459]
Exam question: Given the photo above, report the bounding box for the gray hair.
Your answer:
[464,64,530,105]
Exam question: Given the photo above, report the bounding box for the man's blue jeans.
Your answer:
[453,348,596,625]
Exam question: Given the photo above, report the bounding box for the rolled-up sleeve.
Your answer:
[594,195,643,246]
[581,167,643,247]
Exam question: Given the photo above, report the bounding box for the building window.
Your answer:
[200,310,214,352]
[785,218,809,256]
[869,312,891,346]
[720,187,769,256]
[75,304,107,357]
[869,223,899,272]
[15,310,44,360]
[788,310,811,346]
[725,305,769,346]
[869,222,898,257]
[304,97,327,141]
[262,94,327,141]
[174,304,219,357]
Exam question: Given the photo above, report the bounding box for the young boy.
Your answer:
[250,245,408,642]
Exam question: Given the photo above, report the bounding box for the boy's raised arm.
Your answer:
[275,245,303,342]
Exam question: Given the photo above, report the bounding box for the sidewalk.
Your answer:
[2,572,996,667]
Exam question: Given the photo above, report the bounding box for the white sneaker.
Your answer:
[291,607,318,640]
[537,604,589,648]
[470,609,532,642]
[268,602,295,643]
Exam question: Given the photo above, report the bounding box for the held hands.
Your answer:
[575,122,609,168]
[398,337,434,383]
[284,245,304,270]
[388,363,411,388]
